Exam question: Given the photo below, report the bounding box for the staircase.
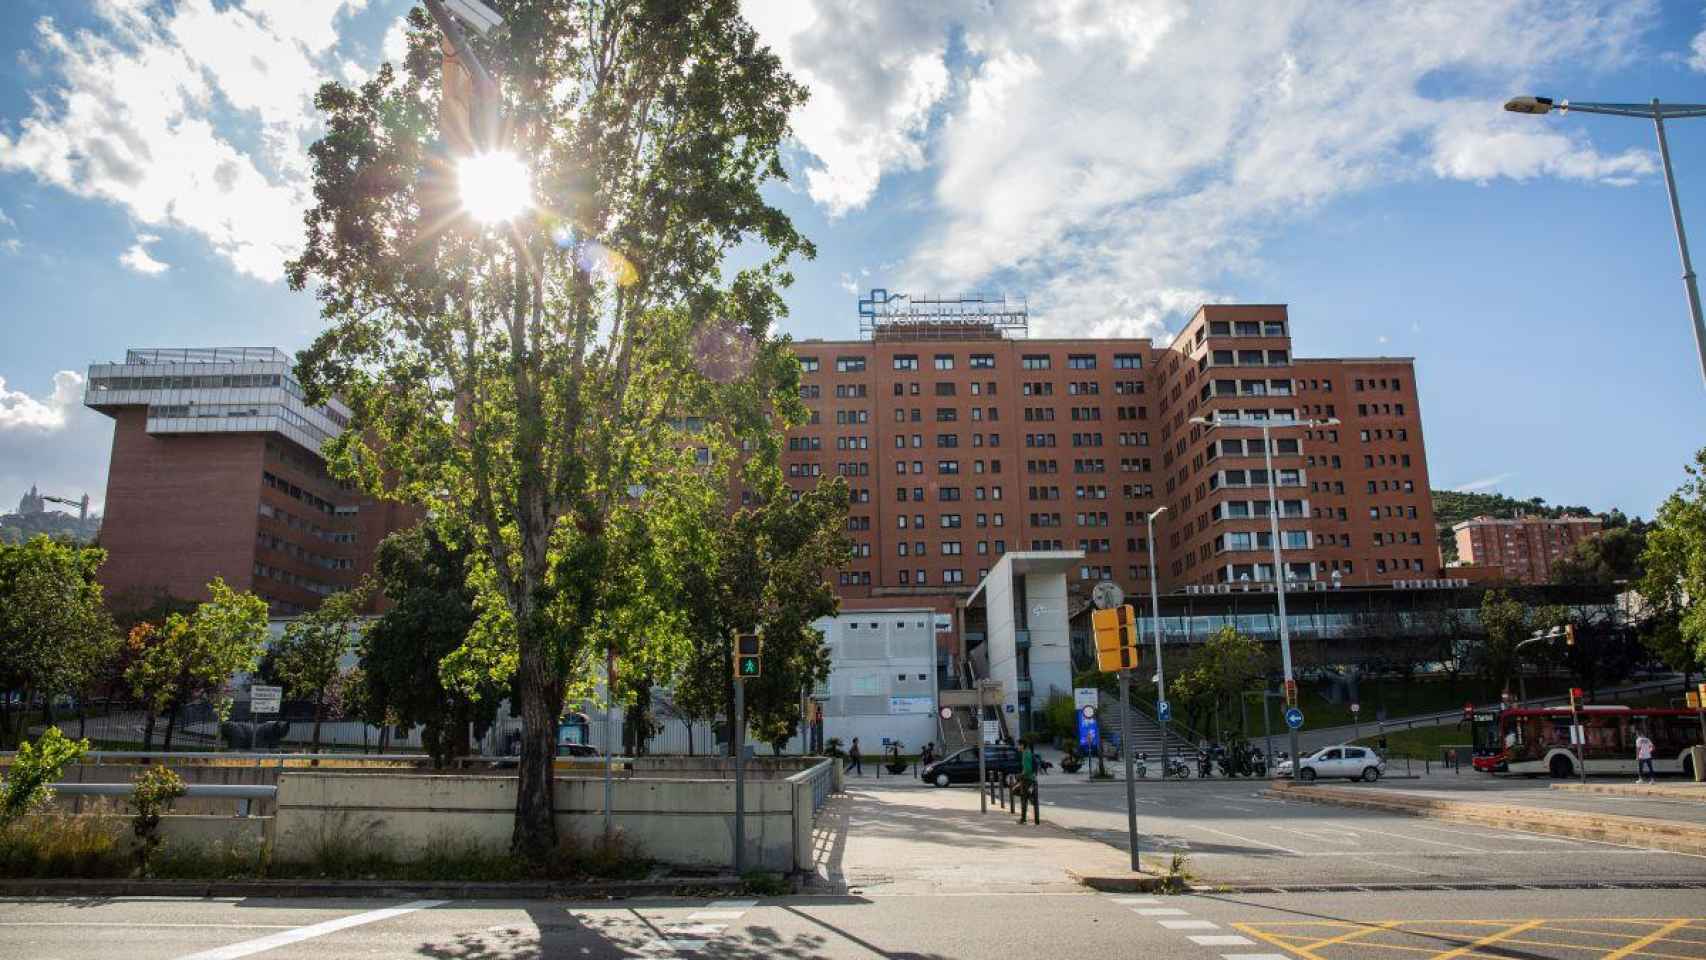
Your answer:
[1096,691,1197,759]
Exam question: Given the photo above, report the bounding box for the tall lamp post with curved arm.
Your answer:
[1190,414,1338,772]
[1506,96,1706,389]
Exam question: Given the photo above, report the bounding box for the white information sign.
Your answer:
[888,696,935,715]
[250,684,282,715]
[1074,687,1099,712]
[981,720,1000,745]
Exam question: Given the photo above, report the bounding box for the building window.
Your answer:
[893,355,919,371]
[836,356,866,373]
[934,354,955,370]
[799,357,819,372]
[1021,355,1051,370]
[1067,354,1096,370]
[1113,353,1142,370]
[970,354,996,369]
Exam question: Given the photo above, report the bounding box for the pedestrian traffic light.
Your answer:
[734,632,761,679]
[1093,604,1140,672]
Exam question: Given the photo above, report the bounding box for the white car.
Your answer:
[1277,745,1385,782]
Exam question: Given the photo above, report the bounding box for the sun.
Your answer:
[457,152,531,224]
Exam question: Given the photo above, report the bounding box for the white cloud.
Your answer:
[0,371,84,432]
[0,207,13,229]
[837,271,859,295]
[119,233,170,275]
[1691,10,1706,72]
[1452,472,1518,493]
[749,0,1659,336]
[0,1,368,281]
[0,239,19,256]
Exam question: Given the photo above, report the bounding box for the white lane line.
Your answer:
[1222,954,1290,960]
[1367,828,1487,853]
[687,910,746,921]
[708,899,758,908]
[0,922,298,930]
[1158,920,1220,930]
[1191,824,1305,856]
[1357,856,1432,876]
[1110,897,1161,905]
[1191,935,1256,946]
[1135,908,1191,916]
[174,899,447,960]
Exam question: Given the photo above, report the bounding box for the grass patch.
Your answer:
[0,814,128,878]
[740,870,790,896]
[1353,725,1472,759]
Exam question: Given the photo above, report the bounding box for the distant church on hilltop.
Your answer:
[1,484,101,544]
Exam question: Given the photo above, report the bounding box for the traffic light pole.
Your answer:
[1119,668,1139,871]
[734,675,746,875]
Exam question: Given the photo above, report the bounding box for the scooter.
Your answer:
[1164,755,1191,779]
[1196,749,1213,779]
[1135,752,1150,779]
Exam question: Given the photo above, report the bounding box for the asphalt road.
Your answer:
[2,888,1702,959]
[1034,775,1706,887]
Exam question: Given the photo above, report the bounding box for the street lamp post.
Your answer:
[1144,506,1169,777]
[1190,414,1339,773]
[1506,95,1706,388]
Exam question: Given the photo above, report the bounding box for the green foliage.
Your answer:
[288,0,813,860]
[0,727,90,827]
[128,765,186,875]
[123,579,269,749]
[0,536,119,744]
[361,525,502,768]
[271,585,369,753]
[1471,589,1530,693]
[1169,626,1266,735]
[1638,448,1706,672]
[741,870,791,896]
[1040,692,1076,744]
[1554,524,1648,586]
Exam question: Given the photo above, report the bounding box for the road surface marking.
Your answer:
[1111,897,1162,905]
[174,899,447,960]
[660,923,726,936]
[1427,918,1544,960]
[1220,954,1288,960]
[688,910,746,920]
[1189,935,1255,946]
[1235,918,1401,960]
[1192,824,1305,856]
[1602,918,1694,960]
[1355,855,1431,876]
[0,922,299,929]
[708,899,758,908]
[1159,920,1221,930]
[1136,908,1191,916]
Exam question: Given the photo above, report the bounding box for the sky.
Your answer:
[2,0,1706,523]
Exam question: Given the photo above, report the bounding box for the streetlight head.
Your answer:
[440,0,503,36]
[1504,96,1555,115]
[1149,505,1168,520]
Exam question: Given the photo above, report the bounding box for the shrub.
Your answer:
[0,812,126,878]
[0,728,90,828]
[129,765,186,875]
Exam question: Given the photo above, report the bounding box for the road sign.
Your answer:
[250,685,282,715]
[734,631,761,679]
[940,706,954,720]
[1004,703,1015,713]
[1081,705,1096,720]
[1284,707,1304,731]
[1077,710,1100,751]
[1156,700,1172,723]
[1350,703,1360,714]
[1074,687,1099,711]
[1093,604,1140,672]
[1091,580,1125,610]
[981,720,1000,745]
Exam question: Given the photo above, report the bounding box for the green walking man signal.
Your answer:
[735,631,762,679]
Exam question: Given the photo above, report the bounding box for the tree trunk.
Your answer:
[685,720,694,756]
[310,699,324,766]
[510,622,561,861]
[142,710,157,751]
[162,706,178,752]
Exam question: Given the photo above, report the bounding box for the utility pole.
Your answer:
[732,632,762,875]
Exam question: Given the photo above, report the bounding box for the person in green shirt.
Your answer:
[1017,739,1040,825]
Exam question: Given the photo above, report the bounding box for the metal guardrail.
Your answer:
[49,782,278,817]
[792,758,836,814]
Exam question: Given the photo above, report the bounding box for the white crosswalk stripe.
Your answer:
[1190,935,1255,946]
[1158,920,1220,930]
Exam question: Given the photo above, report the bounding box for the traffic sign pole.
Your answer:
[734,673,745,875]
[1119,668,1139,871]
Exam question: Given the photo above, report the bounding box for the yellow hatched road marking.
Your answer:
[1427,920,1545,960]
[1237,921,1404,960]
[1602,919,1696,960]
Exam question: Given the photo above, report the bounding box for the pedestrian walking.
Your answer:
[847,737,863,776]
[1016,740,1040,825]
[1635,729,1656,784]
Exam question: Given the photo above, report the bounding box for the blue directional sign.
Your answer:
[1284,707,1305,731]
[1156,700,1172,723]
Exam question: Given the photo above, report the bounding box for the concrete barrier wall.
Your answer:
[274,773,803,871]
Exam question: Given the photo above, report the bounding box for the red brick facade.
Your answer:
[1452,515,1602,584]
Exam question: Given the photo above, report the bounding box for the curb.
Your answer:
[1068,871,1176,893]
[1265,783,1706,856]
[0,875,748,901]
[1550,782,1706,803]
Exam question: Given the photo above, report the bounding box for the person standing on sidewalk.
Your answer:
[1635,728,1656,784]
[1016,739,1040,825]
[847,737,863,776]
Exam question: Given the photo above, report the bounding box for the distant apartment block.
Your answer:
[1451,514,1603,585]
[84,348,417,615]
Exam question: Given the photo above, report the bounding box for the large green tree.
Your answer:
[1169,626,1267,738]
[286,0,811,858]
[361,524,503,767]
[0,537,119,746]
[269,585,370,755]
[1471,589,1531,696]
[1639,448,1706,676]
[124,579,270,751]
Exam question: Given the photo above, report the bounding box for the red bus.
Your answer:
[1470,705,1704,778]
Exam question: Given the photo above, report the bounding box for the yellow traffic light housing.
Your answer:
[1564,624,1575,646]
[734,632,762,679]
[1093,604,1140,672]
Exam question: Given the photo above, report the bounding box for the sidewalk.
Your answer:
[802,779,1150,895]
[1551,780,1706,802]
